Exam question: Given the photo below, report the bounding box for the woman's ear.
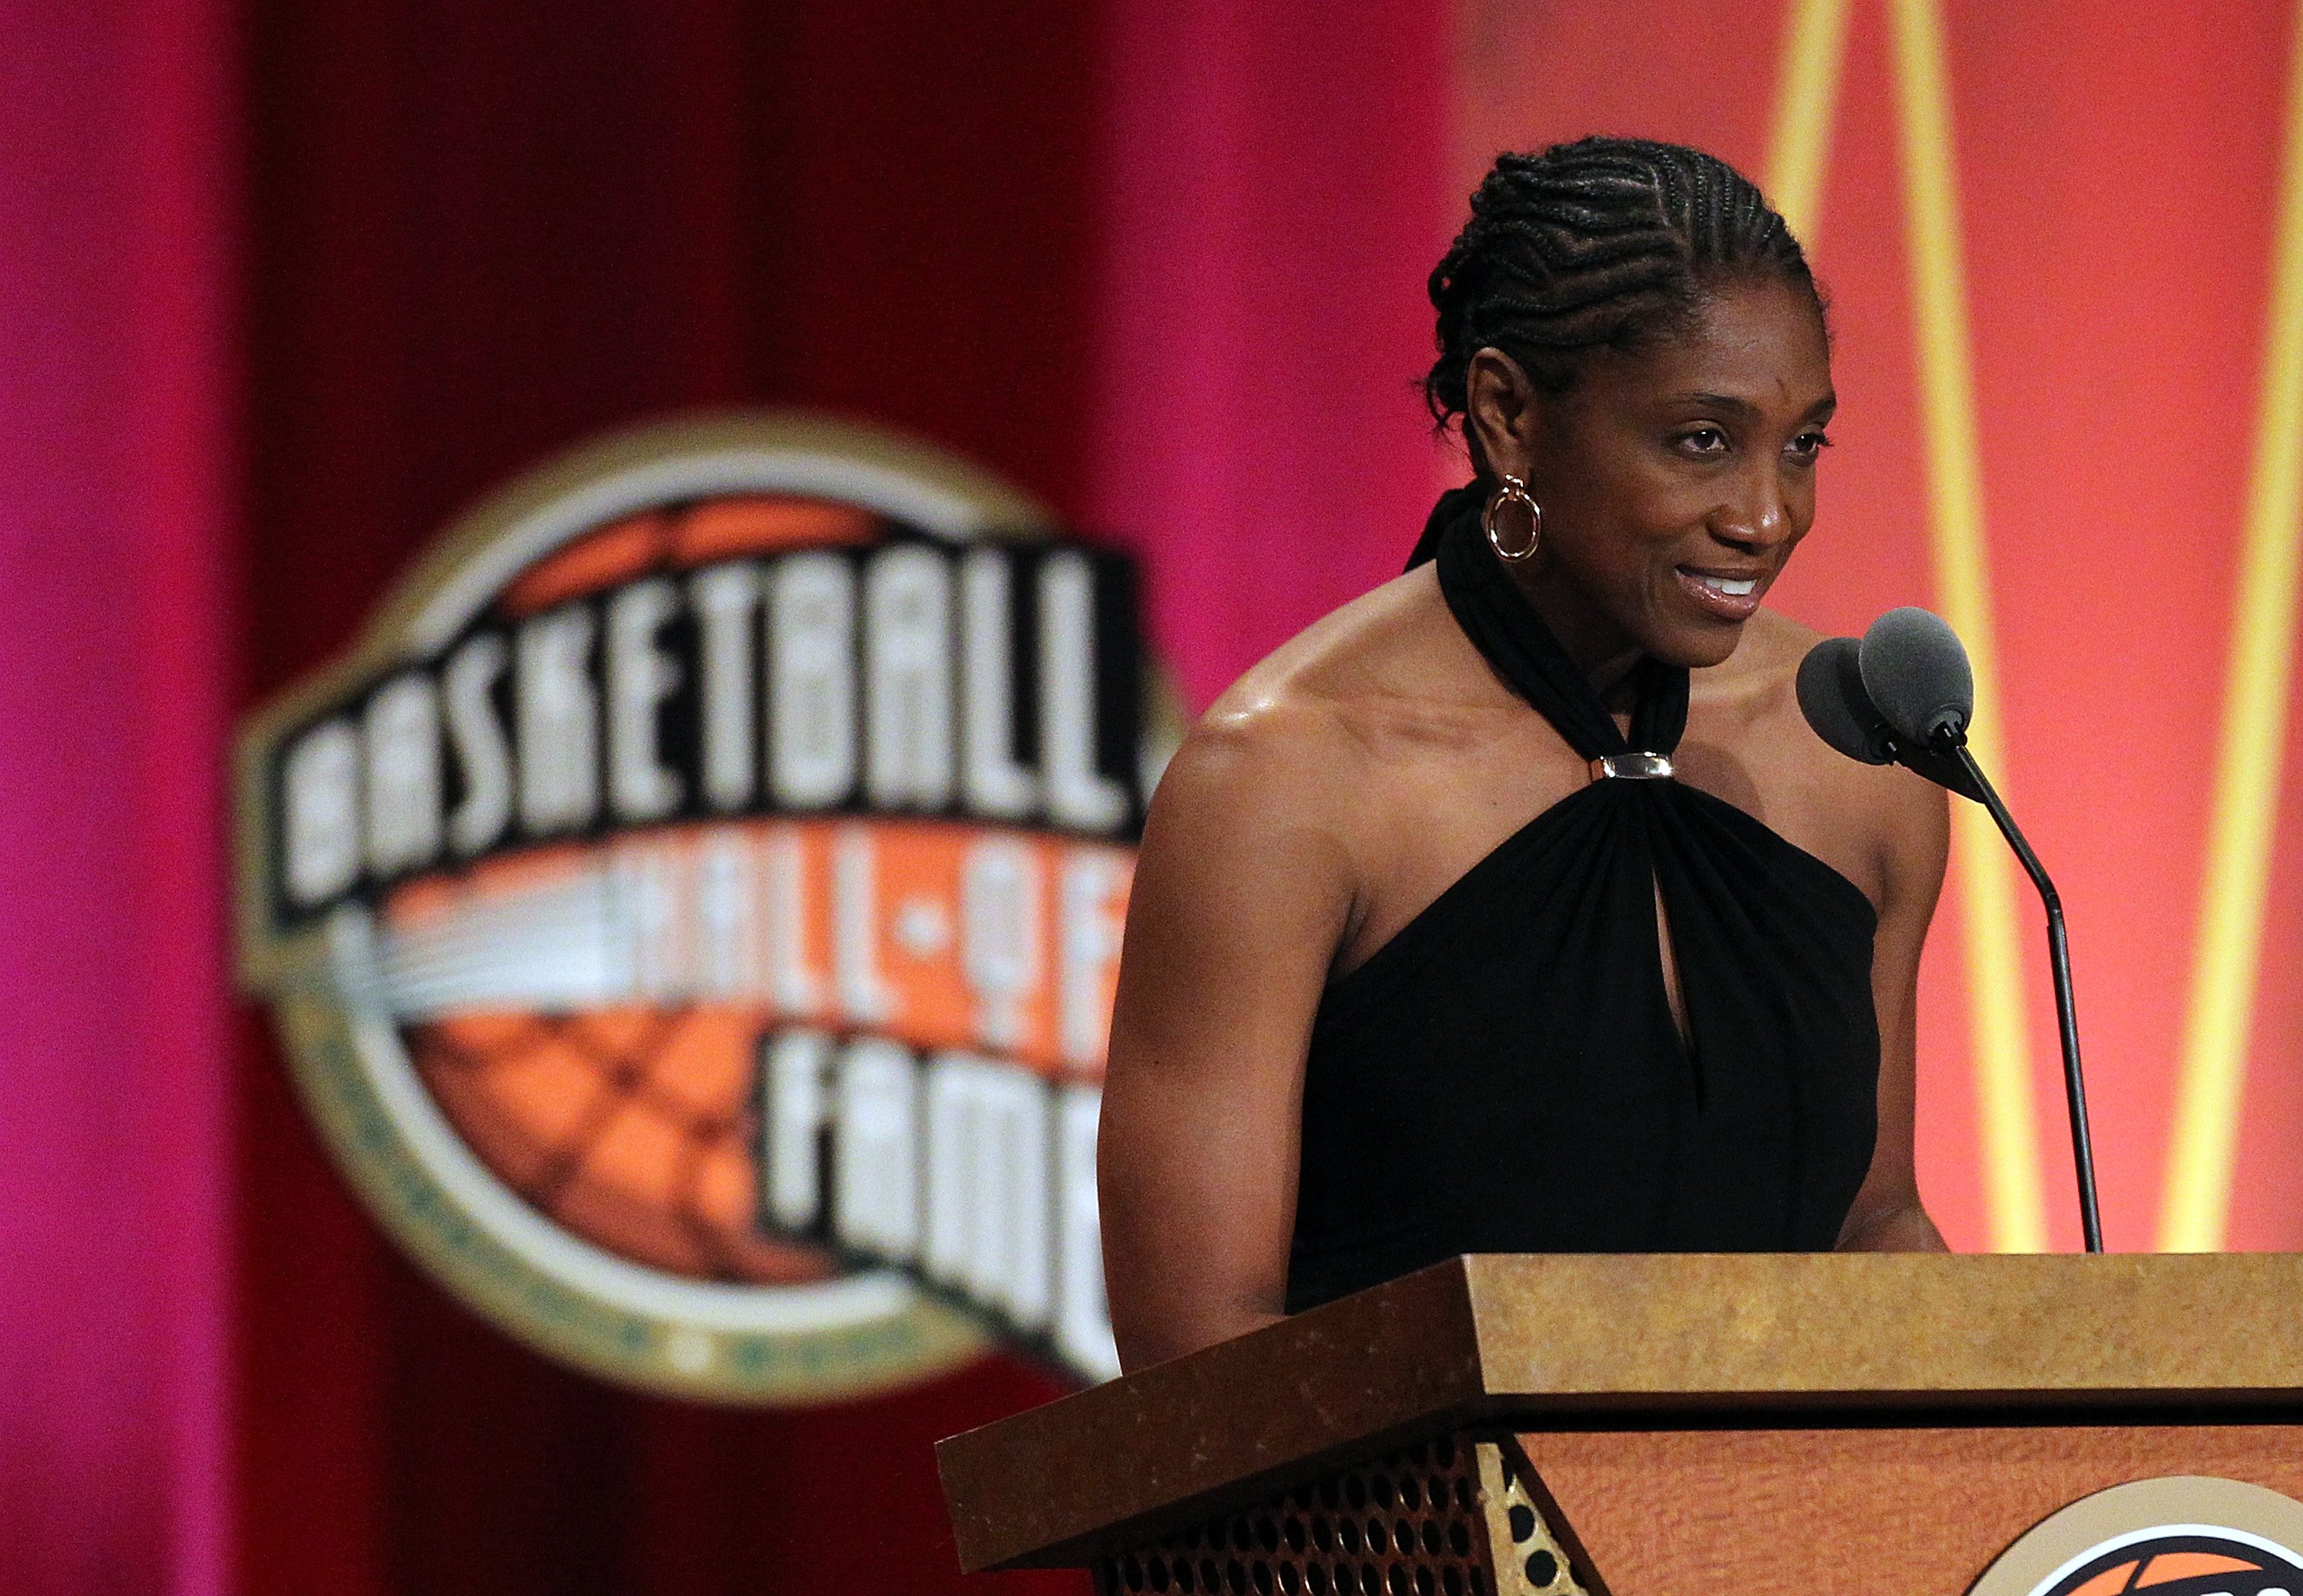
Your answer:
[1464,347,1543,481]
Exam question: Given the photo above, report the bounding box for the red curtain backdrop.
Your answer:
[230,3,1445,1594]
[0,2,235,1593]
[236,7,1104,1594]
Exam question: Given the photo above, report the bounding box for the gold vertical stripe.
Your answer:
[1888,0,2050,1252]
[1765,0,1854,245]
[2160,5,2303,1253]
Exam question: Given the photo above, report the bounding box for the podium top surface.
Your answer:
[937,1252,2303,1571]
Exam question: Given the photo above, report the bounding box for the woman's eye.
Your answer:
[1678,427,1730,456]
[1789,430,1833,461]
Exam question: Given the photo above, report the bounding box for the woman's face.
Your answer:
[1470,274,1835,673]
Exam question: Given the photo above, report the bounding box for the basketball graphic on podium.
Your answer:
[2041,1537,2303,1596]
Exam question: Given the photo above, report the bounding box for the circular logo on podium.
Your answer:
[236,411,1171,1403]
[1971,1478,2303,1596]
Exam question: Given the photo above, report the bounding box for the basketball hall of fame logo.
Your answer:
[236,411,1174,1403]
[1971,1478,2303,1596]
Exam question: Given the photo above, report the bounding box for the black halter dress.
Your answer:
[1283,487,1882,1313]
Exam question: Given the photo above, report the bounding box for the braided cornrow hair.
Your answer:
[1426,137,1820,438]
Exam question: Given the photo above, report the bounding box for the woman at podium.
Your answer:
[1099,137,1951,1373]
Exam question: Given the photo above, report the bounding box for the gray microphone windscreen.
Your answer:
[1859,606,1974,746]
[1796,636,1895,765]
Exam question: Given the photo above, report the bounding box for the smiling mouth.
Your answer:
[1674,566,1767,619]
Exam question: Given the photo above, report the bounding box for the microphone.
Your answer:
[1794,631,1984,802]
[1798,612,2103,1254]
[1859,606,1974,748]
[1796,635,1895,764]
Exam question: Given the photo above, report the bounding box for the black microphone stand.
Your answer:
[1933,726,2105,1254]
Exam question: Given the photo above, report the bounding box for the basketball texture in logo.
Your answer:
[237,412,1171,1403]
[2036,1533,2303,1596]
[1971,1479,2303,1596]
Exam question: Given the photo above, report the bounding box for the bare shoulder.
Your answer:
[1154,564,1487,825]
[1123,565,1489,1012]
[1692,608,1947,911]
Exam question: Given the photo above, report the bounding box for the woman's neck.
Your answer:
[1508,566,1647,706]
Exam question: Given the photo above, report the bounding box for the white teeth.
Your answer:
[1688,572,1758,597]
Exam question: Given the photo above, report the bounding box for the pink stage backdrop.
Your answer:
[1444,0,2303,1255]
[1091,0,1454,709]
[0,1,234,1593]
[1099,0,2303,1261]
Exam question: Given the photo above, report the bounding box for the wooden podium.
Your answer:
[938,1254,2303,1595]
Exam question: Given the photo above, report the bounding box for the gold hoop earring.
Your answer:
[1484,473,1542,562]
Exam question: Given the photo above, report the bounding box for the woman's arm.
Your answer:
[1837,767,1952,1252]
[1096,702,1359,1371]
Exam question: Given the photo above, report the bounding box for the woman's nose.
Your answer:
[1715,468,1793,547]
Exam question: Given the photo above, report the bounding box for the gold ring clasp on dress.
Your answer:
[1589,752,1674,781]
